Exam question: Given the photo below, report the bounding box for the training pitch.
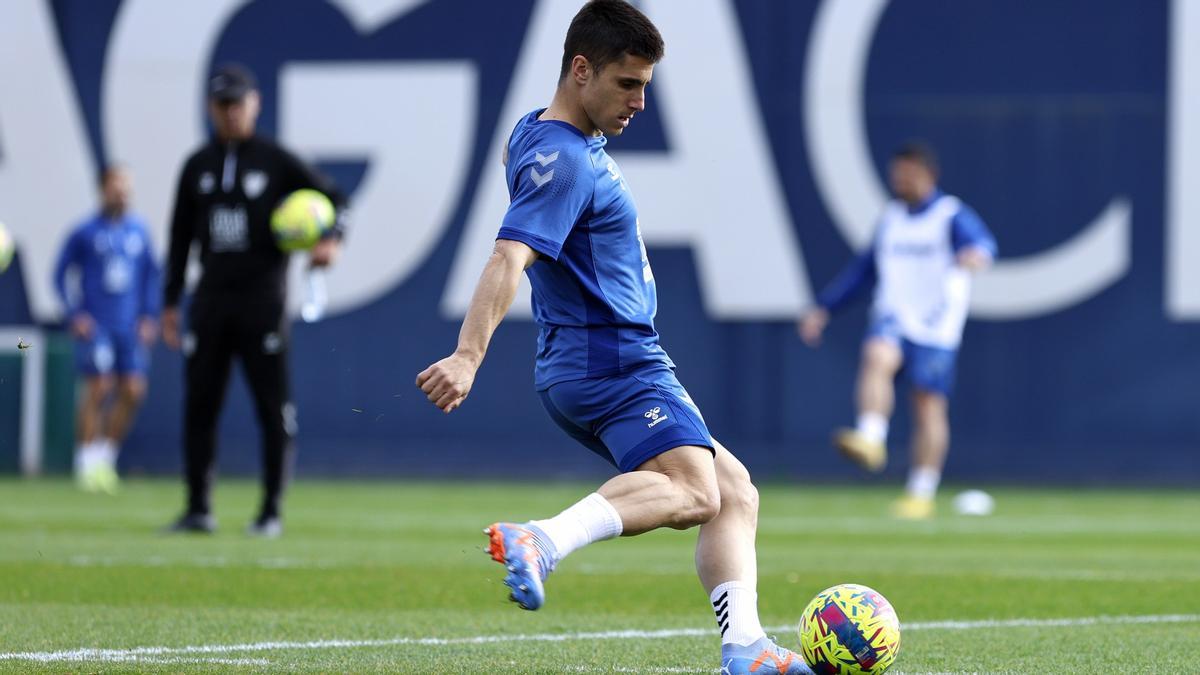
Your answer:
[0,478,1197,673]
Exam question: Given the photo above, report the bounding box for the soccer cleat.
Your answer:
[90,464,120,496]
[890,494,935,520]
[721,636,815,675]
[75,468,99,493]
[162,512,217,534]
[483,522,554,611]
[832,428,887,473]
[246,515,283,538]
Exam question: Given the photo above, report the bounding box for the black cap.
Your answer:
[208,63,257,102]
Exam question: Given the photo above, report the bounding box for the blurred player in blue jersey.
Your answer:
[799,142,997,519]
[417,2,813,673]
[53,164,161,493]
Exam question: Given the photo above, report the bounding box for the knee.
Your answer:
[87,378,114,403]
[913,392,948,424]
[724,474,759,518]
[713,457,760,528]
[677,479,722,528]
[120,378,146,403]
[863,340,901,374]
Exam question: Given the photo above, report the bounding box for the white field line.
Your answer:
[1,555,1191,585]
[1,614,1196,664]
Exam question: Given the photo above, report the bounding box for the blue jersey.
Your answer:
[498,109,673,389]
[53,211,162,331]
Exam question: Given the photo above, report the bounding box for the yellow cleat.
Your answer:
[94,465,120,495]
[75,469,100,493]
[890,495,935,520]
[832,428,887,473]
[82,464,120,496]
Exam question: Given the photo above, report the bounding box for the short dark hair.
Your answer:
[559,0,664,81]
[892,141,939,176]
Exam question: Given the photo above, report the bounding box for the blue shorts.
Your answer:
[867,318,958,397]
[75,327,148,377]
[539,365,715,472]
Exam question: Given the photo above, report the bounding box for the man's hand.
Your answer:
[956,246,992,272]
[137,316,159,346]
[162,307,182,350]
[310,238,340,268]
[416,351,481,414]
[70,313,95,340]
[797,307,830,347]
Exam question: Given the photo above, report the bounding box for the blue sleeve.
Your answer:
[52,229,81,316]
[816,245,878,313]
[951,204,997,257]
[139,228,162,318]
[498,146,591,260]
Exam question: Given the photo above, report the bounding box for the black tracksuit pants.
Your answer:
[184,293,294,519]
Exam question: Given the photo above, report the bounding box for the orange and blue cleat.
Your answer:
[721,636,814,675]
[483,522,555,611]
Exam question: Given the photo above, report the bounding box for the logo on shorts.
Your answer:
[644,406,669,428]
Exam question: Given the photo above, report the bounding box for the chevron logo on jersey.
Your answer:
[530,167,554,188]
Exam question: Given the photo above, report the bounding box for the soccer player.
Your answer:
[417,3,813,673]
[161,63,347,537]
[53,164,161,494]
[798,142,997,520]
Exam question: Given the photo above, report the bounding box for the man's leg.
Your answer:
[835,337,903,472]
[74,375,113,491]
[597,445,721,534]
[237,307,294,535]
[108,375,147,447]
[694,442,756,590]
[892,389,950,520]
[76,376,110,446]
[486,445,719,609]
[700,442,813,674]
[893,341,956,519]
[178,305,233,527]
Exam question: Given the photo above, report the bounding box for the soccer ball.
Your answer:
[0,221,14,273]
[798,583,900,674]
[271,189,334,252]
[952,489,995,516]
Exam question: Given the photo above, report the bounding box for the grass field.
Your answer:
[0,478,1198,673]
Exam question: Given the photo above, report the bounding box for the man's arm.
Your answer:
[162,162,194,349]
[798,245,878,347]
[951,205,997,271]
[52,230,79,317]
[138,229,163,345]
[416,239,539,413]
[52,228,96,339]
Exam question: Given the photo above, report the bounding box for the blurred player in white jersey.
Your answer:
[799,142,997,519]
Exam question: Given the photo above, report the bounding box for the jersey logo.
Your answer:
[243,170,268,199]
[198,172,215,194]
[530,167,554,188]
[644,406,669,428]
[606,162,627,191]
[530,150,559,188]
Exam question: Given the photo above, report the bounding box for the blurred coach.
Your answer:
[162,63,347,537]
